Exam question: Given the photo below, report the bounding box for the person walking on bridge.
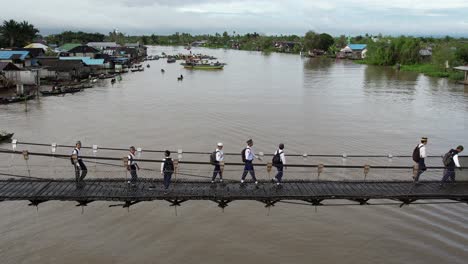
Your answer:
[127,146,140,187]
[211,142,224,184]
[71,141,87,183]
[440,145,464,187]
[161,150,174,194]
[241,139,262,186]
[272,143,286,187]
[412,137,428,183]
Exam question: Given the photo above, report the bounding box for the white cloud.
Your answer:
[0,0,467,35]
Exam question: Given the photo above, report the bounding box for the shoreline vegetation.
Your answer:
[1,19,467,81]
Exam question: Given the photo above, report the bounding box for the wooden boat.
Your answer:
[40,88,83,96]
[98,74,117,79]
[181,62,224,70]
[167,57,176,63]
[0,94,35,104]
[0,132,14,142]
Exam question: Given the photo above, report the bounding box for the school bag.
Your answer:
[442,150,455,167]
[272,151,282,165]
[412,145,422,162]
[241,148,247,162]
[210,151,217,165]
[164,158,174,172]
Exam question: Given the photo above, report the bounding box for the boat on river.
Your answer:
[167,57,176,63]
[181,61,225,70]
[0,94,35,104]
[40,87,83,96]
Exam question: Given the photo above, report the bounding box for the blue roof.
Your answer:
[59,57,105,66]
[0,50,30,60]
[348,44,367,50]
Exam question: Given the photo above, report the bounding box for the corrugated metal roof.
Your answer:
[348,44,367,50]
[59,57,105,65]
[454,66,468,71]
[0,50,30,60]
[87,42,119,48]
[58,43,80,52]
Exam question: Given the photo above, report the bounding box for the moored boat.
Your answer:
[0,94,35,104]
[181,61,225,70]
[40,87,83,96]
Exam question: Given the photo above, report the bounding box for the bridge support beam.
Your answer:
[398,198,418,208]
[108,200,141,208]
[28,199,48,206]
[304,198,324,206]
[259,199,280,208]
[75,200,94,207]
[166,199,188,207]
[350,198,370,205]
[212,199,232,209]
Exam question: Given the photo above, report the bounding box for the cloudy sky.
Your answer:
[1,0,468,36]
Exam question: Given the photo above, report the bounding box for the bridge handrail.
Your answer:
[0,149,456,170]
[9,140,468,158]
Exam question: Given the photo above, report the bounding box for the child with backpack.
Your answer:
[441,145,464,186]
[412,137,428,183]
[161,150,174,193]
[272,143,286,187]
[241,139,262,186]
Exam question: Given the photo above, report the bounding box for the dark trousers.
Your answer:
[241,161,257,182]
[275,165,284,183]
[414,159,426,181]
[163,172,173,189]
[129,165,138,184]
[74,160,87,181]
[212,164,223,181]
[441,169,456,184]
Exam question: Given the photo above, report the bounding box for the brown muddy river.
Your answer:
[0,46,467,264]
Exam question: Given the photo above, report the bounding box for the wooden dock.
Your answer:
[1,179,467,208]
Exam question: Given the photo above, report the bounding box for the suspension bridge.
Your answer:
[0,141,467,209]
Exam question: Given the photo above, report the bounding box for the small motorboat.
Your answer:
[0,131,14,142]
[147,64,150,68]
[161,69,165,73]
[167,57,176,63]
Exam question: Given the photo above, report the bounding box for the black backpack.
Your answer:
[412,145,422,162]
[442,150,455,167]
[163,158,174,172]
[210,151,217,165]
[272,150,282,165]
[241,148,247,162]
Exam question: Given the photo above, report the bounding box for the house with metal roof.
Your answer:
[59,57,105,66]
[339,44,368,59]
[0,50,32,68]
[58,43,81,52]
[87,42,120,50]
[64,45,100,58]
[37,58,89,80]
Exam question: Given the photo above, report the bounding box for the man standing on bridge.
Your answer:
[440,145,463,187]
[127,146,140,187]
[413,137,428,183]
[241,139,262,186]
[71,141,87,183]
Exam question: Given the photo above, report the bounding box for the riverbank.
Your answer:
[354,60,465,81]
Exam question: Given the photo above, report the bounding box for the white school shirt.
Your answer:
[453,154,461,167]
[418,143,427,158]
[245,146,256,161]
[128,152,137,166]
[216,149,224,162]
[72,148,82,160]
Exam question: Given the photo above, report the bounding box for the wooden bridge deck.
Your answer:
[1,179,467,207]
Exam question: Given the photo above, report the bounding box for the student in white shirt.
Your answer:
[241,139,261,185]
[211,143,224,183]
[272,143,286,187]
[441,145,464,186]
[127,146,140,187]
[413,137,428,182]
[71,141,87,183]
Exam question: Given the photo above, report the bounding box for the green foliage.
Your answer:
[365,36,422,65]
[45,31,105,45]
[400,64,464,80]
[0,19,39,47]
[455,45,468,64]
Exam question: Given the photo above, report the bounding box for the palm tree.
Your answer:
[0,20,39,47]
[0,19,20,47]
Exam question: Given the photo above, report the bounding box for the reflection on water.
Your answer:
[0,46,467,264]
